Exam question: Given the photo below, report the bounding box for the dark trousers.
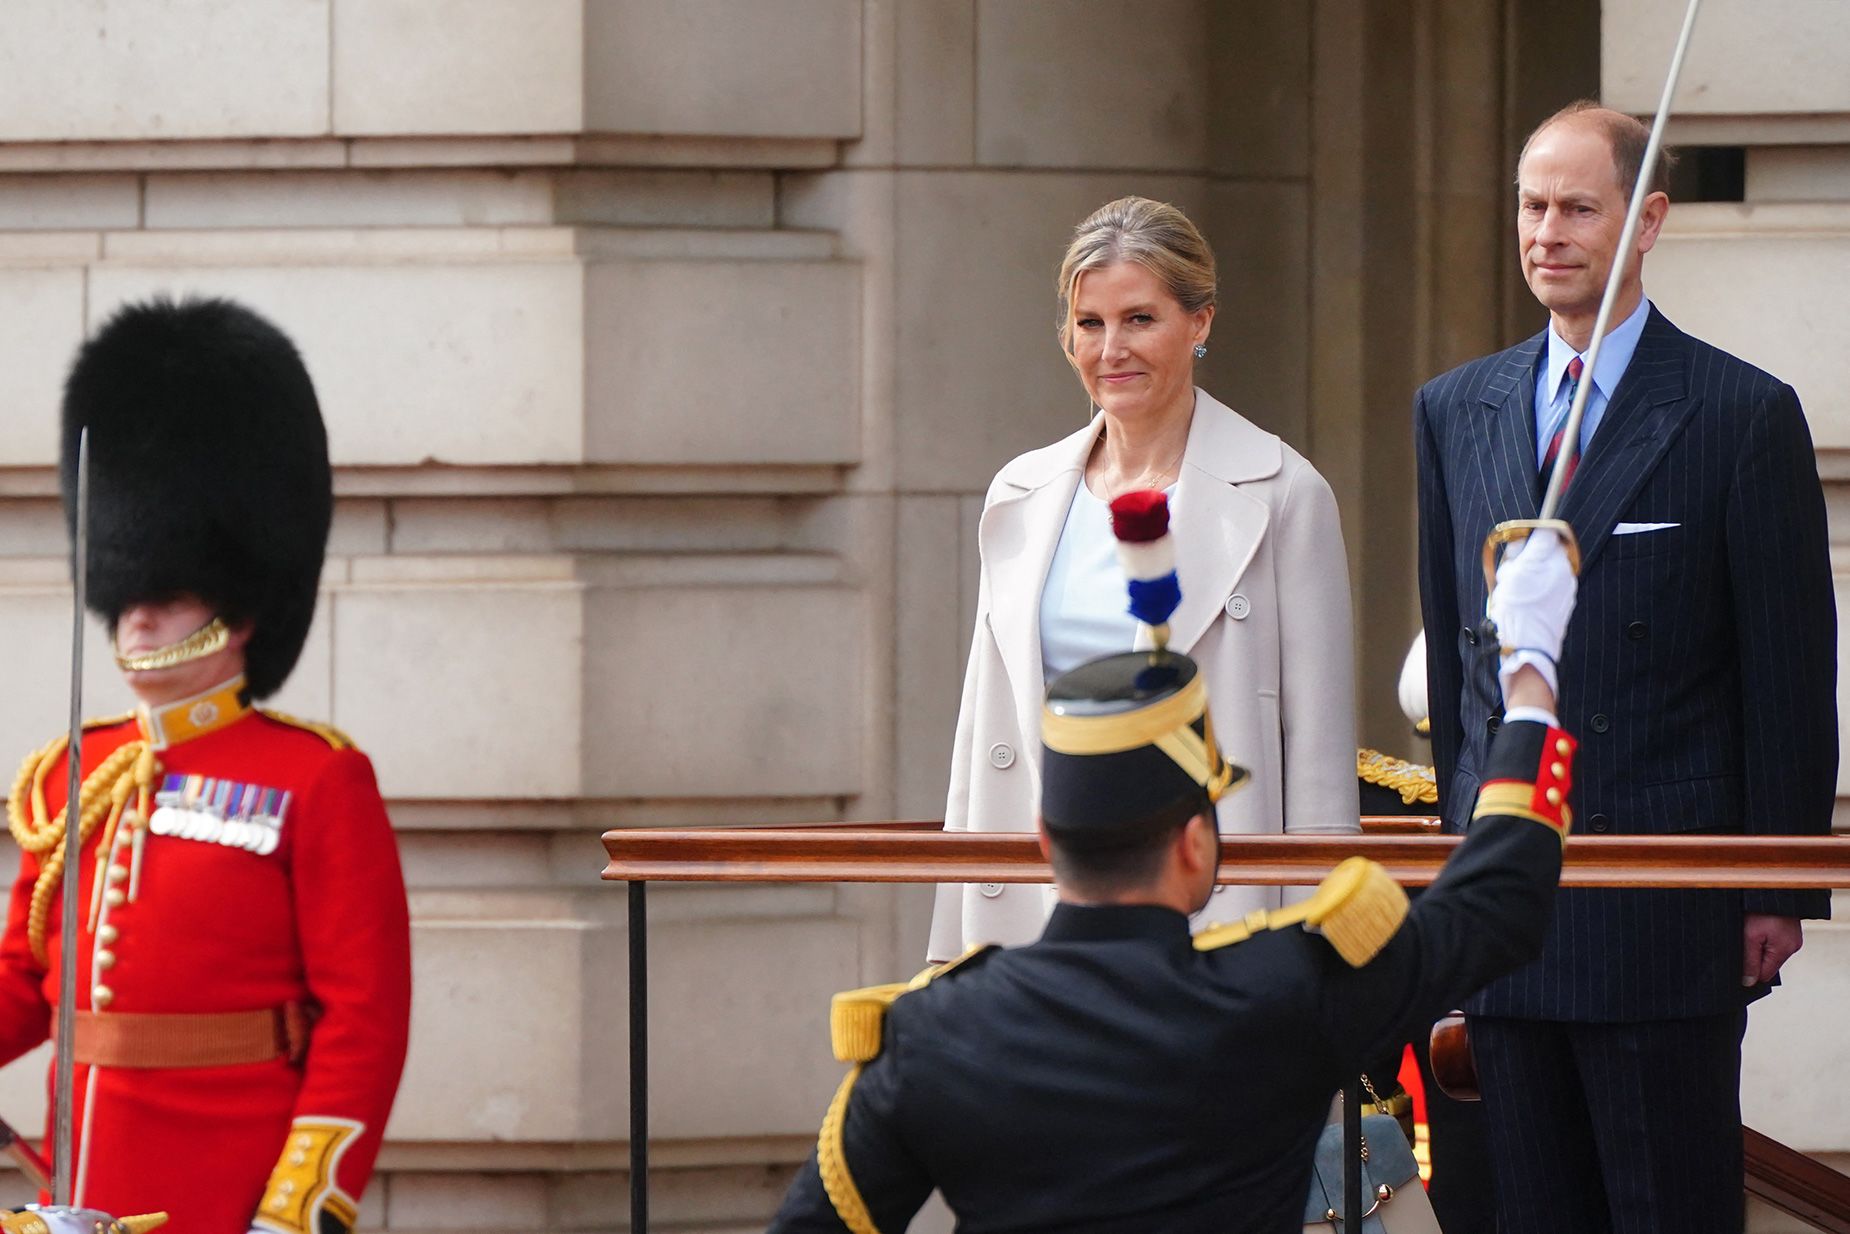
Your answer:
[1470,1012,1747,1234]
[1413,1029,1497,1232]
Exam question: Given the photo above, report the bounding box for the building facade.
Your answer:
[0,2,1842,1229]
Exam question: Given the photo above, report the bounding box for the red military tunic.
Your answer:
[0,678,411,1234]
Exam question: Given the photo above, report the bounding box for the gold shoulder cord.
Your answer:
[1356,749,1439,807]
[813,946,994,1234]
[7,722,160,965]
[258,710,354,750]
[817,1064,880,1234]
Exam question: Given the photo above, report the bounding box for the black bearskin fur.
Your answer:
[61,297,332,700]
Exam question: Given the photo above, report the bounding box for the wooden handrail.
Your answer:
[1746,1128,1850,1234]
[601,826,1850,888]
[779,817,1444,835]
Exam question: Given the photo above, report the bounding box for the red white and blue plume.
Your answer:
[1108,490,1181,648]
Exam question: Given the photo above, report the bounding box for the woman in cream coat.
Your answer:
[927,197,1358,961]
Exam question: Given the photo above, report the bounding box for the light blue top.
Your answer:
[1040,480,1181,681]
[1533,295,1651,462]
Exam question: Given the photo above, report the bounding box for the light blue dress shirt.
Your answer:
[1533,295,1651,462]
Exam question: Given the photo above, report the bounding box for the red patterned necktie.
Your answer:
[1539,354,1586,496]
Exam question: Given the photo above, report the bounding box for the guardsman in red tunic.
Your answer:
[0,298,412,1234]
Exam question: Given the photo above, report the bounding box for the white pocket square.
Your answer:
[1612,521,1680,535]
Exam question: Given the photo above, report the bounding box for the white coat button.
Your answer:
[988,743,1016,769]
[979,882,1004,898]
[1225,594,1251,620]
[92,985,113,1008]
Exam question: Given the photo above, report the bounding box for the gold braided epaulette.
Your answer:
[1357,748,1438,806]
[1194,857,1409,967]
[818,945,995,1234]
[258,710,355,750]
[829,944,994,1063]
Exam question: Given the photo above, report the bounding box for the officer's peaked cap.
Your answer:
[1040,649,1247,842]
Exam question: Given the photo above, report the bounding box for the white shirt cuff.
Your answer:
[1502,704,1560,729]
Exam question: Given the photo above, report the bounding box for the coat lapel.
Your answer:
[1161,391,1279,653]
[1557,307,1693,570]
[980,421,1094,750]
[1475,331,1545,524]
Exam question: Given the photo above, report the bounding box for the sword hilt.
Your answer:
[1479,519,1582,656]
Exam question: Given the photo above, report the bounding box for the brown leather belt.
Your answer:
[55,1003,311,1069]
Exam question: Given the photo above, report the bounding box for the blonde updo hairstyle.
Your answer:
[1056,196,1217,356]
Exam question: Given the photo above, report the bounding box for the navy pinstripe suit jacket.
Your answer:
[1416,305,1837,1021]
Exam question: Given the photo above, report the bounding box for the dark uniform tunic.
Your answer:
[770,719,1575,1233]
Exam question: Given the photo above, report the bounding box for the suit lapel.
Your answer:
[982,423,1093,751]
[1475,332,1545,524]
[1558,309,1693,571]
[1162,394,1278,652]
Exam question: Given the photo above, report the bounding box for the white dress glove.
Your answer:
[1486,529,1576,702]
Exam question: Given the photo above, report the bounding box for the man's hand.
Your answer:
[1487,529,1577,702]
[1743,914,1803,986]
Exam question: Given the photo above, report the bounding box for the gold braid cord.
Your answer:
[1356,748,1438,807]
[817,1064,881,1234]
[8,732,160,966]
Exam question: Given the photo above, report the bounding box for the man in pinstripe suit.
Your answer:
[1415,101,1837,1232]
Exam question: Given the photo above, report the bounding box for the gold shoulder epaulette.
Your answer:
[828,944,995,1063]
[258,710,355,750]
[1194,857,1408,967]
[1357,748,1438,806]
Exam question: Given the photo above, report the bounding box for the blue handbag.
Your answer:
[1302,1103,1439,1233]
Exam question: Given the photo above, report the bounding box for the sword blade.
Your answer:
[54,428,87,1205]
[1539,0,1704,521]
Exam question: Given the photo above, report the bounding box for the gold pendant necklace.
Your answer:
[1097,442,1186,504]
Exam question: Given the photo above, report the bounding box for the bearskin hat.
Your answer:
[60,297,332,700]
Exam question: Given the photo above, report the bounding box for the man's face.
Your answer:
[1516,120,1663,322]
[115,594,250,705]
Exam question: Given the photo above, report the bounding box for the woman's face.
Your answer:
[1066,261,1212,425]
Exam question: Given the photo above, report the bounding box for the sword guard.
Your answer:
[0,1209,168,1234]
[1480,519,1581,595]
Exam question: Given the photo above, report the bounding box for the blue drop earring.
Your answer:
[1193,342,1208,359]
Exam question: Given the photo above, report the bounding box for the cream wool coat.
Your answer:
[927,389,1359,961]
